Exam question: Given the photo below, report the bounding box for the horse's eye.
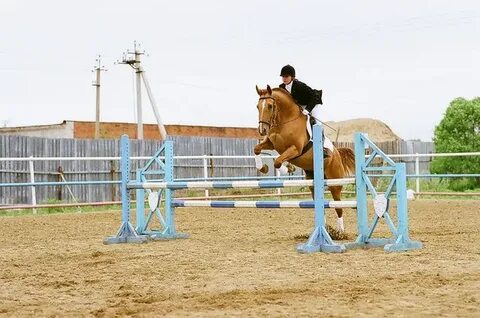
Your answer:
[268,104,273,110]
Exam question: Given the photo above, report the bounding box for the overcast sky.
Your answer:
[1,0,479,141]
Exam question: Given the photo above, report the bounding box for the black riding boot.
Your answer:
[309,116,316,130]
[323,148,331,159]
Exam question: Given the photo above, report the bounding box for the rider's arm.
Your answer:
[294,80,316,112]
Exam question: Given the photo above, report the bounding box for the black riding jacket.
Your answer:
[279,79,323,112]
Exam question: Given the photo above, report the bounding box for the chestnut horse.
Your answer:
[254,85,355,231]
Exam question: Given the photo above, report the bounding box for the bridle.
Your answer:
[257,95,303,134]
[257,96,277,131]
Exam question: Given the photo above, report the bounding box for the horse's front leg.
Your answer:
[329,186,345,232]
[273,145,301,169]
[254,137,274,174]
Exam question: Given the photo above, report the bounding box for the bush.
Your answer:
[431,97,480,190]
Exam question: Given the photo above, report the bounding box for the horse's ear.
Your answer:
[267,85,272,95]
[256,85,261,96]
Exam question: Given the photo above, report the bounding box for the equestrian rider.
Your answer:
[279,64,334,157]
[278,64,323,126]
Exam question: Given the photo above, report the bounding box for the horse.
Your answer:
[254,85,355,232]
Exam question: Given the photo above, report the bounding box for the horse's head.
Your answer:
[256,85,276,136]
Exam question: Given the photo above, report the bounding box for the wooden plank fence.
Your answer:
[0,135,433,205]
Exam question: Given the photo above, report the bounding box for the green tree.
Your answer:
[431,97,480,190]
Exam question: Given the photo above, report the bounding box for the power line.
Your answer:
[116,41,167,140]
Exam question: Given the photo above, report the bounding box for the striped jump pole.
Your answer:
[172,200,357,209]
[127,178,355,190]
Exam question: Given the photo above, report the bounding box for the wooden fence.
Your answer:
[0,135,433,205]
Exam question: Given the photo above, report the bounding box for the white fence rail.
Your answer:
[1,152,479,210]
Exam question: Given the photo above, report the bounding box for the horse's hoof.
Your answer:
[286,163,296,174]
[259,164,269,174]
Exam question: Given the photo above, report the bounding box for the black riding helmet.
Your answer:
[280,64,295,77]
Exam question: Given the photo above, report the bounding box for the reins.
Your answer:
[258,94,310,159]
[257,96,303,129]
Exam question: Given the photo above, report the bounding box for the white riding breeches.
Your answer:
[310,104,322,124]
[302,104,334,152]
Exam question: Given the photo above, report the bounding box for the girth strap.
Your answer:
[291,140,313,160]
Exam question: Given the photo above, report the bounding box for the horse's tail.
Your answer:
[337,147,355,176]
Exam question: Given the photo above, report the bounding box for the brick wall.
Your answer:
[73,121,260,139]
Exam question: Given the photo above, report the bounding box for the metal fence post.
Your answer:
[110,160,116,201]
[29,156,37,214]
[415,153,420,194]
[203,155,209,198]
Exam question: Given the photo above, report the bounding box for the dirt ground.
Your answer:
[1,199,479,317]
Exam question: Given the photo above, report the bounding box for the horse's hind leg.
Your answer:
[329,186,345,232]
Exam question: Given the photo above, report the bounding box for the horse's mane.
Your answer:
[272,87,299,107]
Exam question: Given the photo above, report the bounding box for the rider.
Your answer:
[279,64,323,126]
[279,64,333,156]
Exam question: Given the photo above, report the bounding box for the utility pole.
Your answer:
[92,56,107,139]
[117,41,167,140]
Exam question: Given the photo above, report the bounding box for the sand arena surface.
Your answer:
[0,199,479,317]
